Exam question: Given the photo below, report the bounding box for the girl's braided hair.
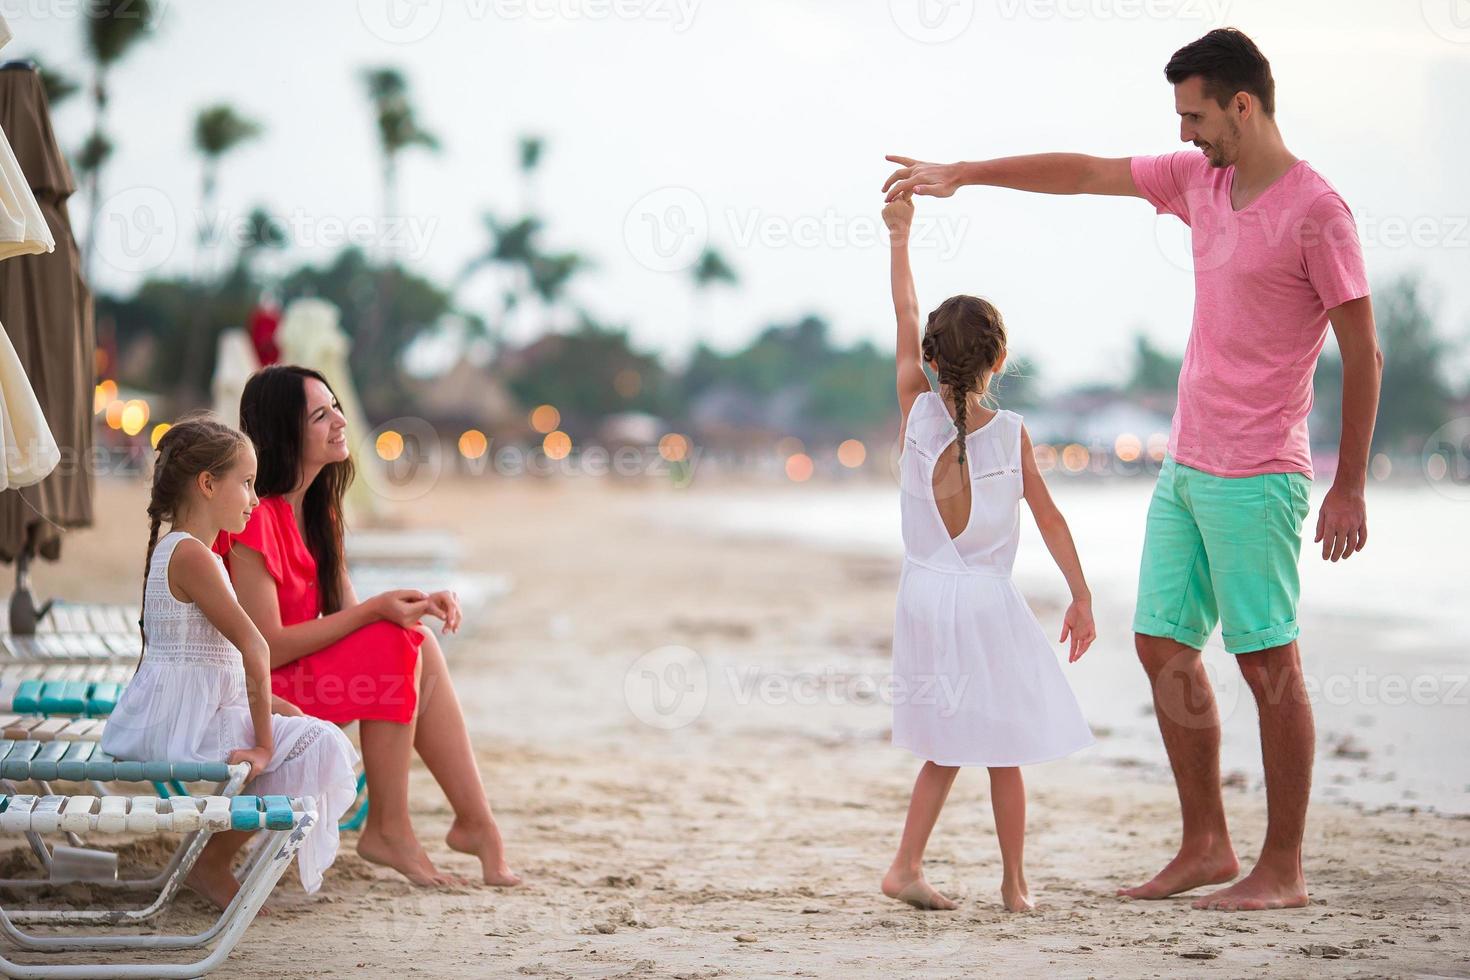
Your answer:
[920,295,1007,465]
[140,413,250,661]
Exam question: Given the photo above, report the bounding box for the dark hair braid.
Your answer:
[921,295,1008,465]
[138,413,250,668]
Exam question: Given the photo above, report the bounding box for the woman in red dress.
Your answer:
[214,365,518,888]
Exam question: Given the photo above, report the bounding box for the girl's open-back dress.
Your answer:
[891,391,1096,766]
[102,530,360,892]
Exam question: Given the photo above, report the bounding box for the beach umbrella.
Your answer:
[0,22,93,631]
[276,297,382,522]
[211,327,260,429]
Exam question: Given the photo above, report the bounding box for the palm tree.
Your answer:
[689,246,737,350]
[193,104,262,279]
[458,213,587,355]
[360,67,439,358]
[518,134,543,213]
[81,0,154,280]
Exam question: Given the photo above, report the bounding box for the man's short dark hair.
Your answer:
[1165,28,1275,117]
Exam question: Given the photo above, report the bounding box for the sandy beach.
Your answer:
[6,474,1468,978]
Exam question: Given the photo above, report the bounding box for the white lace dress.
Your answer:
[102,530,360,892]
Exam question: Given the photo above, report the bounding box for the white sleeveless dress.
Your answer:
[102,531,360,892]
[891,392,1095,766]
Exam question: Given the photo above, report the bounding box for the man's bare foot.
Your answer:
[1191,864,1308,911]
[185,861,267,915]
[1117,841,1239,900]
[881,867,958,911]
[446,819,522,887]
[356,827,458,886]
[1001,875,1034,912]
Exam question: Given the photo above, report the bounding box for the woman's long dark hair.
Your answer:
[238,365,356,615]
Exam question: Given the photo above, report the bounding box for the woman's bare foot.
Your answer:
[356,827,459,886]
[1117,840,1239,900]
[1000,875,1034,913]
[446,818,522,886]
[185,860,268,915]
[881,866,958,911]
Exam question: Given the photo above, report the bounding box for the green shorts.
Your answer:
[1133,456,1313,655]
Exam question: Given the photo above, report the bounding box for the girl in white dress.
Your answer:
[879,195,1097,913]
[102,415,359,906]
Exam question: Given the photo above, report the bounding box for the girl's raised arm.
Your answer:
[1018,424,1096,662]
[884,195,930,435]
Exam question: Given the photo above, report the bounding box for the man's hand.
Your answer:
[883,155,963,202]
[1315,483,1367,561]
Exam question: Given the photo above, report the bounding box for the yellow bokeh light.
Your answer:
[150,423,171,448]
[614,368,642,399]
[785,453,813,482]
[376,430,404,461]
[458,429,488,459]
[93,380,117,415]
[543,430,571,459]
[1114,432,1141,462]
[837,439,866,468]
[105,400,125,430]
[1061,443,1090,473]
[658,433,689,462]
[530,404,560,434]
[120,400,149,437]
[1147,432,1169,461]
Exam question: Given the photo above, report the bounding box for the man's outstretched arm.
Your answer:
[883,153,1143,202]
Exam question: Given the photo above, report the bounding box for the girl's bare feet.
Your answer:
[1000,874,1034,912]
[446,818,522,886]
[356,827,460,886]
[185,860,268,915]
[882,866,958,911]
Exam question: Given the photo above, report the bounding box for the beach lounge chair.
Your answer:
[0,602,140,665]
[0,793,316,978]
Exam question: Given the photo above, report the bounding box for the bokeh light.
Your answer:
[375,430,404,461]
[837,439,866,468]
[530,404,560,434]
[458,429,488,459]
[785,453,813,482]
[543,430,571,459]
[658,433,689,462]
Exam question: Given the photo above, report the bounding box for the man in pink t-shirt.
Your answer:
[882,29,1383,914]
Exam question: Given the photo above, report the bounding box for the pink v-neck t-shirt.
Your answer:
[1130,152,1370,479]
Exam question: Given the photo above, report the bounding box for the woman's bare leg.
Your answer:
[354,654,456,886]
[988,766,1033,912]
[881,761,960,910]
[412,627,520,885]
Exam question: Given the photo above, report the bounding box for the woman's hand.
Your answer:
[1059,596,1096,663]
[228,744,273,777]
[424,590,462,634]
[883,155,964,202]
[371,589,431,628]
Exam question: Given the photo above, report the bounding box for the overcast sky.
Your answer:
[10,0,1469,388]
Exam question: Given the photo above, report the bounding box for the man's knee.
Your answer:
[1135,632,1201,676]
[1236,641,1307,706]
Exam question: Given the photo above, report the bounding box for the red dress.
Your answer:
[214,497,422,724]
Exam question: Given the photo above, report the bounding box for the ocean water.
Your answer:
[656,477,1470,815]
